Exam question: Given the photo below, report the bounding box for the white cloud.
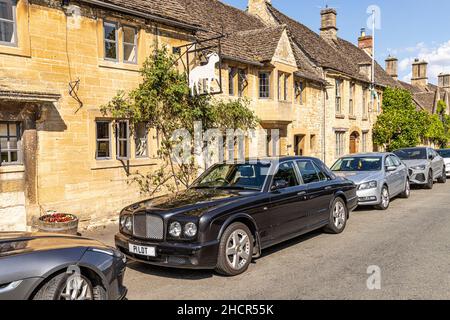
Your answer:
[394,40,450,83]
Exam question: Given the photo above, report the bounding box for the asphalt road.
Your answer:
[85,181,450,300]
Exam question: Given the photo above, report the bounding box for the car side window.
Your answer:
[391,155,401,167]
[296,160,321,184]
[272,162,299,189]
[385,156,395,168]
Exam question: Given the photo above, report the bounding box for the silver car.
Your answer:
[331,153,410,210]
[394,147,446,189]
[436,149,450,177]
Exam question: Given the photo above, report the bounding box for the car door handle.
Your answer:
[324,186,332,190]
[297,191,307,196]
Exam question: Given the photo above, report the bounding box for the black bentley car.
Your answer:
[0,232,127,300]
[115,157,358,276]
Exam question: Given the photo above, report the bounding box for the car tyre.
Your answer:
[437,167,447,184]
[425,170,434,189]
[33,272,106,300]
[215,222,254,276]
[399,179,411,199]
[376,185,390,210]
[323,197,348,234]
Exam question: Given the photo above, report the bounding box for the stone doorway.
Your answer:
[294,134,306,156]
[349,131,360,154]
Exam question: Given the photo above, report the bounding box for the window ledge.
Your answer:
[0,165,25,174]
[0,45,31,58]
[335,114,346,119]
[349,115,357,120]
[91,159,158,171]
[362,117,369,121]
[98,60,140,72]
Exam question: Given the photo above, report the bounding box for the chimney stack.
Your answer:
[385,55,398,81]
[411,58,428,87]
[438,73,450,89]
[358,28,373,57]
[247,0,276,26]
[320,7,338,42]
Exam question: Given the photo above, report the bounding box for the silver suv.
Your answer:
[394,147,446,189]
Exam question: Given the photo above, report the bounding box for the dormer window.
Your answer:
[0,0,16,46]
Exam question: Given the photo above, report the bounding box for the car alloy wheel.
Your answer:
[378,186,390,210]
[59,275,93,300]
[225,229,251,271]
[333,201,346,230]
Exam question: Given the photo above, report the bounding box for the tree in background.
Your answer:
[373,87,425,151]
[374,88,450,151]
[101,47,258,196]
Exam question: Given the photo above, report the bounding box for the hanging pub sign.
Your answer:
[173,34,224,96]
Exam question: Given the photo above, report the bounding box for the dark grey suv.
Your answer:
[0,232,127,300]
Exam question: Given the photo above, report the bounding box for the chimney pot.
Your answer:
[320,7,338,42]
[358,30,373,57]
[385,55,398,81]
[247,0,276,26]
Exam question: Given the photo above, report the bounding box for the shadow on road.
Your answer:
[126,261,214,280]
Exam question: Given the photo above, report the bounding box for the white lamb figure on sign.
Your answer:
[189,53,220,95]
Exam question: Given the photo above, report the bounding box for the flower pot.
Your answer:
[37,213,79,235]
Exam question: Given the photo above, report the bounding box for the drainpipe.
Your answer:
[321,71,328,164]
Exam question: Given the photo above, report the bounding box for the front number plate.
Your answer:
[129,243,156,257]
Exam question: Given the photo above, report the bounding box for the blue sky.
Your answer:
[222,0,450,84]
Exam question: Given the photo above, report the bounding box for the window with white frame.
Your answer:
[116,120,130,160]
[295,80,305,105]
[135,122,148,158]
[362,87,368,118]
[0,0,16,45]
[335,79,342,114]
[104,21,118,60]
[123,25,137,64]
[349,83,355,116]
[362,132,368,152]
[259,72,270,99]
[335,131,345,157]
[0,122,21,165]
[278,72,289,101]
[96,121,111,159]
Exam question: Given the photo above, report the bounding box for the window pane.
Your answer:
[135,123,148,157]
[104,23,116,41]
[0,1,13,20]
[123,26,135,44]
[96,122,109,139]
[0,137,7,149]
[8,137,17,149]
[105,41,117,59]
[96,141,110,158]
[273,162,299,188]
[118,141,128,158]
[10,151,17,162]
[118,122,128,139]
[0,123,7,135]
[0,20,14,43]
[296,160,320,184]
[228,68,235,95]
[1,152,8,163]
[124,44,136,63]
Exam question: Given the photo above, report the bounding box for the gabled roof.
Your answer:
[399,81,439,113]
[266,4,398,88]
[178,0,323,82]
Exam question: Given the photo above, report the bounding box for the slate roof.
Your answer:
[266,4,398,88]
[178,0,323,82]
[399,81,439,113]
[91,0,197,28]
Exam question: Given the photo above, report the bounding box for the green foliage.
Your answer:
[101,46,259,195]
[373,88,450,150]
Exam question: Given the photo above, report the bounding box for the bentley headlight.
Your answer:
[169,221,182,237]
[358,181,378,190]
[120,215,133,234]
[411,165,426,170]
[184,222,198,237]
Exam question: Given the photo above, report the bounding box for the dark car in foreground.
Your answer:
[0,232,127,300]
[115,157,358,276]
[394,147,446,189]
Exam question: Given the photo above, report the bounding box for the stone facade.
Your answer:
[0,0,195,230]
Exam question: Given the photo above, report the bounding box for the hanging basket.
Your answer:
[37,212,79,235]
